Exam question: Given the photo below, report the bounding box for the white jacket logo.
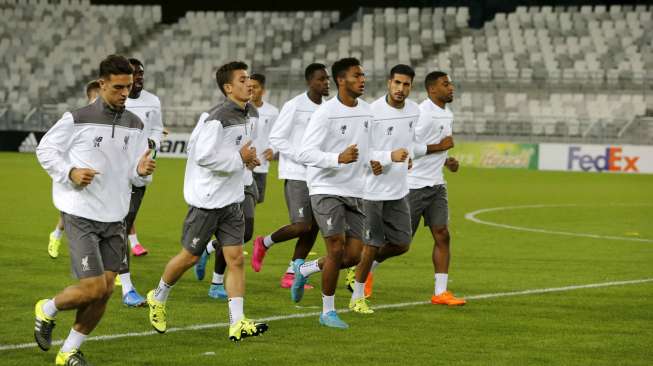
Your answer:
[235,135,243,145]
[386,126,394,135]
[339,125,347,135]
[93,136,103,148]
[123,136,130,150]
[81,256,90,271]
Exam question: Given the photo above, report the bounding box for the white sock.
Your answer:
[128,234,139,249]
[212,272,224,285]
[60,328,87,353]
[322,293,335,314]
[263,235,275,248]
[299,260,321,277]
[352,281,365,300]
[286,261,294,274]
[370,260,380,273]
[42,299,58,318]
[154,278,173,303]
[119,273,134,295]
[228,297,244,325]
[434,273,448,295]
[52,228,63,239]
[206,241,217,254]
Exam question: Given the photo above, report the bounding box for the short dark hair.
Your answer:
[331,57,361,87]
[250,73,266,87]
[389,64,415,81]
[215,61,248,96]
[305,63,327,81]
[98,54,133,79]
[425,71,448,91]
[128,58,144,69]
[86,80,100,97]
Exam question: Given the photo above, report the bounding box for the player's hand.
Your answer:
[246,158,261,170]
[137,149,156,176]
[370,160,383,175]
[391,148,409,162]
[408,157,413,170]
[338,144,358,164]
[69,168,100,187]
[239,141,257,164]
[263,148,274,161]
[445,157,459,172]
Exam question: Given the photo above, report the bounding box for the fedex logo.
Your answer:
[568,146,639,172]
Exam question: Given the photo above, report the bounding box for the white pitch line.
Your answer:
[465,204,653,243]
[2,278,652,352]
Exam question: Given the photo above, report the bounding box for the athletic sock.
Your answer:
[154,278,173,303]
[128,234,139,249]
[370,260,380,273]
[60,328,87,353]
[299,260,321,277]
[322,293,335,314]
[228,297,244,325]
[285,260,294,274]
[206,241,217,254]
[52,228,63,240]
[119,273,134,295]
[42,299,58,318]
[434,273,448,295]
[212,272,224,285]
[352,281,365,300]
[263,235,275,248]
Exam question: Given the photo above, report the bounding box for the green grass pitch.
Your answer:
[0,152,651,365]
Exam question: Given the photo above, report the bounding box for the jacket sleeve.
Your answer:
[147,97,165,149]
[130,128,152,187]
[36,112,76,184]
[268,101,297,157]
[193,119,244,173]
[296,109,340,169]
[411,112,430,159]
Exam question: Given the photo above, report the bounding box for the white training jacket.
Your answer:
[36,97,150,223]
[125,89,164,149]
[252,101,279,174]
[297,96,373,198]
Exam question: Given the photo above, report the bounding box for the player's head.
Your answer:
[216,61,251,104]
[85,80,100,104]
[249,73,266,105]
[425,71,454,105]
[128,58,144,98]
[387,64,415,105]
[332,57,365,98]
[98,54,134,109]
[305,63,330,97]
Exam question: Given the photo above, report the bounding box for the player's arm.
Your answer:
[297,110,342,168]
[130,129,154,186]
[263,111,279,160]
[425,136,454,154]
[268,101,296,157]
[36,112,78,184]
[193,119,247,173]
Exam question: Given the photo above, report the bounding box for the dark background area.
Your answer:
[91,0,653,27]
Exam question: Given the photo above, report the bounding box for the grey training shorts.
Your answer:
[242,182,258,220]
[61,212,127,279]
[408,184,449,235]
[362,197,412,247]
[310,194,364,239]
[180,203,244,256]
[284,179,313,224]
[252,172,267,204]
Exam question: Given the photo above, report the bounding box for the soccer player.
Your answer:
[249,73,279,203]
[250,64,330,289]
[34,54,156,366]
[113,58,165,307]
[408,71,465,306]
[294,57,372,329]
[146,61,268,342]
[348,64,420,314]
[123,57,165,257]
[47,80,100,259]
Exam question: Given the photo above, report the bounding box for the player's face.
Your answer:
[249,79,264,103]
[308,69,330,97]
[434,75,454,103]
[225,69,252,104]
[86,88,99,104]
[342,65,365,98]
[100,74,132,109]
[387,73,413,104]
[130,64,144,96]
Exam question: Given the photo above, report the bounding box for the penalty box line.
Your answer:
[2,277,652,352]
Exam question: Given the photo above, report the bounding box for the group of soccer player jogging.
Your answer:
[33,53,464,365]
